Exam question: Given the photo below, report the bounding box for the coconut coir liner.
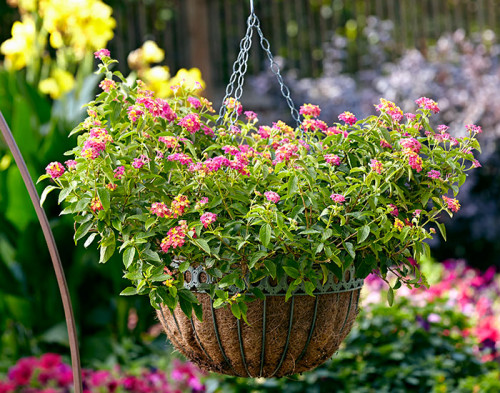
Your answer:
[157,290,360,378]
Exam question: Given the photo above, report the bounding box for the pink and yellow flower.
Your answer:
[264,191,280,203]
[200,212,217,228]
[338,111,357,125]
[45,162,65,179]
[299,103,321,118]
[442,195,460,213]
[330,193,346,204]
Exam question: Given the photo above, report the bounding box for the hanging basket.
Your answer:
[157,265,363,378]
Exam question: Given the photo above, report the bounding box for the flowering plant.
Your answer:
[1,353,204,392]
[41,52,481,320]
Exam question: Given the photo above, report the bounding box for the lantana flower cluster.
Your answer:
[0,353,205,393]
[42,51,481,319]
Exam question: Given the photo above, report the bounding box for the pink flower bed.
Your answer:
[364,260,500,362]
[0,354,205,393]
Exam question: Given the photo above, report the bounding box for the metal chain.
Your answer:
[218,9,301,128]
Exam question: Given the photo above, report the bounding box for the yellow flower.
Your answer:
[168,68,206,93]
[40,0,115,59]
[393,218,404,232]
[142,40,165,64]
[7,0,37,12]
[39,67,75,99]
[143,65,171,97]
[0,17,37,70]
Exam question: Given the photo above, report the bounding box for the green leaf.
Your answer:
[40,186,57,207]
[287,175,299,196]
[193,303,203,321]
[58,187,73,204]
[218,272,239,288]
[315,243,324,255]
[283,266,300,279]
[179,296,193,318]
[355,254,377,278]
[179,261,190,273]
[263,260,276,278]
[84,233,97,248]
[345,242,356,259]
[179,289,199,304]
[250,287,265,300]
[231,303,241,319]
[99,231,116,263]
[304,281,315,296]
[193,238,211,254]
[74,221,93,243]
[123,247,135,269]
[357,225,370,244]
[320,264,329,285]
[97,188,110,211]
[387,287,394,306]
[259,224,272,248]
[437,222,447,241]
[249,251,268,268]
[120,287,137,296]
[143,249,161,263]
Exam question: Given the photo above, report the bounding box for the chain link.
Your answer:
[218,11,301,128]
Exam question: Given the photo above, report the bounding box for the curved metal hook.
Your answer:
[0,111,82,393]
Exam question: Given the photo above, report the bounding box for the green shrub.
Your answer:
[209,298,499,393]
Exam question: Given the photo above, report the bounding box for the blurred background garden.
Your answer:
[1,0,500,391]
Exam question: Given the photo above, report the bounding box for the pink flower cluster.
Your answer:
[264,191,280,203]
[167,153,193,165]
[324,154,341,166]
[178,114,201,134]
[375,98,403,122]
[187,96,201,109]
[45,162,65,179]
[94,48,110,60]
[99,78,116,92]
[427,170,441,179]
[200,212,217,228]
[407,152,423,172]
[380,139,392,149]
[2,353,205,393]
[194,197,209,210]
[81,128,113,160]
[136,96,177,122]
[415,97,440,113]
[150,202,170,218]
[301,119,327,133]
[161,223,187,252]
[400,137,422,153]
[442,195,461,213]
[114,166,125,179]
[188,156,231,175]
[224,98,243,115]
[330,193,346,204]
[300,103,321,118]
[132,155,150,169]
[127,105,144,122]
[466,124,483,134]
[275,143,299,163]
[338,111,357,125]
[245,111,258,121]
[369,159,383,174]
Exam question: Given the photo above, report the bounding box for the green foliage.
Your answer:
[210,298,500,393]
[43,56,481,321]
[0,67,157,368]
